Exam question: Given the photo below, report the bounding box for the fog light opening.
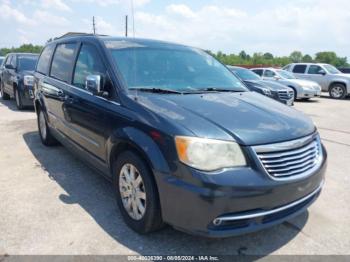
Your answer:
[213,218,222,226]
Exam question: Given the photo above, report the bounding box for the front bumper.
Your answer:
[156,143,327,238]
[19,85,34,106]
[298,89,321,99]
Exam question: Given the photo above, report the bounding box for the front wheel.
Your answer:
[0,82,10,100]
[15,88,24,110]
[329,84,347,99]
[113,151,164,234]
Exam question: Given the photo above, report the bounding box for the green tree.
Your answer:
[302,54,313,62]
[315,51,347,67]
[289,51,303,63]
[263,52,274,60]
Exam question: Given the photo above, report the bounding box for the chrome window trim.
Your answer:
[214,180,324,223]
[49,77,121,106]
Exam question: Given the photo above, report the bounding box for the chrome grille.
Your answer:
[277,90,294,101]
[253,134,322,179]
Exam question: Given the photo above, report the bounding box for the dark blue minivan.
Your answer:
[33,33,327,237]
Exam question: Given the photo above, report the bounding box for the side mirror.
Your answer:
[274,75,281,80]
[5,64,15,70]
[319,70,326,76]
[85,75,101,95]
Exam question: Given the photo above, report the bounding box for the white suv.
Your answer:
[283,63,350,99]
[251,68,321,100]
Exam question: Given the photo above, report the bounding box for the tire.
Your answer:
[329,84,347,99]
[37,109,58,146]
[15,88,24,110]
[113,151,164,234]
[289,87,297,101]
[0,82,10,100]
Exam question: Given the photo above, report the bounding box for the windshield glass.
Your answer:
[277,70,296,79]
[231,67,261,81]
[323,64,341,74]
[18,56,38,71]
[106,44,247,92]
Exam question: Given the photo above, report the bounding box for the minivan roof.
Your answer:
[50,33,195,50]
[6,53,39,56]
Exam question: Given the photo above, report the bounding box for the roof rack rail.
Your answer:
[53,32,109,40]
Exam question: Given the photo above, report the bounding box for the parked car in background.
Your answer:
[0,53,39,109]
[228,65,294,106]
[0,56,4,66]
[34,34,326,238]
[337,67,350,74]
[0,56,5,84]
[251,68,321,100]
[283,63,350,99]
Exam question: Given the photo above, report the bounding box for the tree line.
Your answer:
[208,50,349,68]
[0,44,348,68]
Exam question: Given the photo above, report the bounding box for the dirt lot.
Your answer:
[0,95,349,256]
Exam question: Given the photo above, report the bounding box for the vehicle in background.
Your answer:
[283,63,350,99]
[251,68,321,100]
[0,53,39,109]
[337,67,350,74]
[0,56,5,85]
[228,65,294,106]
[34,34,326,238]
[0,56,4,66]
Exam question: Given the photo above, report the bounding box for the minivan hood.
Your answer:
[136,92,315,145]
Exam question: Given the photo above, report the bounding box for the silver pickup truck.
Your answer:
[283,63,350,99]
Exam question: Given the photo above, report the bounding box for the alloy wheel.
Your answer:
[119,163,146,220]
[330,86,344,99]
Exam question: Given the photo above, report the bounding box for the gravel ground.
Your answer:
[0,95,349,256]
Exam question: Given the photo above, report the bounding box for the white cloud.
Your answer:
[166,4,197,19]
[133,0,350,58]
[41,0,71,12]
[0,3,36,25]
[73,0,150,7]
[34,10,70,26]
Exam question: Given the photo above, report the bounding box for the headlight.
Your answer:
[24,75,34,86]
[261,88,272,96]
[175,136,246,171]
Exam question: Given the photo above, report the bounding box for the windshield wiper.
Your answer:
[200,87,243,93]
[129,87,183,94]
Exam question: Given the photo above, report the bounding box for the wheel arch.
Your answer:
[107,127,171,177]
[329,81,347,92]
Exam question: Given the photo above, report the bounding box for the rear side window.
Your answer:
[308,65,324,74]
[50,43,77,83]
[37,45,55,74]
[252,69,263,76]
[292,65,307,73]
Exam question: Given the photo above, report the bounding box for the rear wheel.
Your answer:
[329,84,347,99]
[0,82,10,100]
[38,109,58,146]
[113,151,164,234]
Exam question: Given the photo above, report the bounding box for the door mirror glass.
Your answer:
[85,75,101,95]
[274,75,281,80]
[319,69,326,75]
[5,64,15,70]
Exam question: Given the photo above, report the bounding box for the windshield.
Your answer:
[277,70,296,79]
[18,56,38,71]
[323,64,341,74]
[231,67,261,81]
[106,44,247,92]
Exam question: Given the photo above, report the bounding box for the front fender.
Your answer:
[106,127,170,175]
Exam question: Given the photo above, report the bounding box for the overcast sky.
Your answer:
[1,0,349,58]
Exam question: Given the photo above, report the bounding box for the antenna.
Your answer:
[125,15,128,37]
[92,16,96,34]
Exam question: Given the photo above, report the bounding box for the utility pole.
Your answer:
[92,16,96,34]
[125,15,128,37]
